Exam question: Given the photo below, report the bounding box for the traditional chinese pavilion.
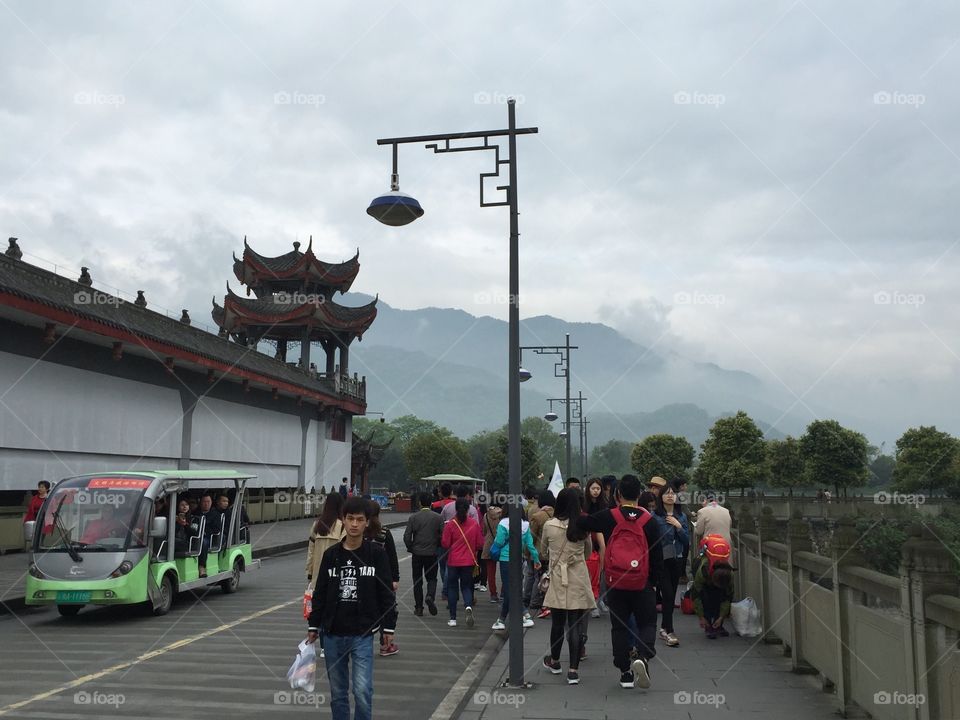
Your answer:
[212,238,378,383]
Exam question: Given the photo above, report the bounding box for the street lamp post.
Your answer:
[520,333,578,477]
[367,99,537,687]
[546,389,587,478]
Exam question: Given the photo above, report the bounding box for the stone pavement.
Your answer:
[0,512,411,612]
[461,606,839,719]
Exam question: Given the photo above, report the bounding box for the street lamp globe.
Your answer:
[367,190,424,226]
[518,367,532,382]
[559,431,568,438]
[544,411,559,422]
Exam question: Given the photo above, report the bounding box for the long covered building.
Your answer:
[0,237,376,494]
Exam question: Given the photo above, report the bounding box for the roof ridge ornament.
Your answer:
[180,309,191,325]
[135,290,147,308]
[78,267,92,286]
[5,237,22,260]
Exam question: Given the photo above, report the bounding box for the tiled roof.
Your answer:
[214,286,378,336]
[233,237,361,293]
[0,252,362,407]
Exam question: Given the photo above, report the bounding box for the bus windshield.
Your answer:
[37,477,152,553]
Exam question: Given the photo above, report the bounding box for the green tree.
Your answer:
[695,411,766,496]
[366,445,407,491]
[766,436,805,496]
[892,426,959,496]
[520,416,566,479]
[589,440,634,477]
[869,454,896,489]
[630,433,695,485]
[484,433,541,493]
[402,430,472,484]
[465,429,500,480]
[798,419,869,497]
[388,414,442,447]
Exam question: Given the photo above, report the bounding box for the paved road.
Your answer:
[0,528,496,719]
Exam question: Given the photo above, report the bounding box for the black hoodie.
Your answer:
[307,539,397,636]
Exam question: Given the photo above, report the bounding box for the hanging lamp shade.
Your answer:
[367,190,424,226]
[518,367,532,382]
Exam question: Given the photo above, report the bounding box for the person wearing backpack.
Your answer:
[481,501,503,603]
[691,560,734,638]
[577,474,663,690]
[365,500,400,656]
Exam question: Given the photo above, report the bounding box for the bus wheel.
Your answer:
[221,558,242,594]
[57,604,82,617]
[152,574,174,616]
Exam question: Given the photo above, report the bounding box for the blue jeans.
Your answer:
[446,565,475,619]
[322,634,374,720]
[498,561,512,619]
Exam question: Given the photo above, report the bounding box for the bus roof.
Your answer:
[61,470,257,482]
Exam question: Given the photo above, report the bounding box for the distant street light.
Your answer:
[518,367,532,382]
[544,411,559,422]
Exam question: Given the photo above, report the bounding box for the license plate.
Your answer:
[56,591,91,603]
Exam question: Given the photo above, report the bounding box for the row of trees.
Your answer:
[630,412,960,498]
[356,413,960,498]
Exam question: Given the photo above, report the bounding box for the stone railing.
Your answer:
[733,506,960,720]
[314,371,366,402]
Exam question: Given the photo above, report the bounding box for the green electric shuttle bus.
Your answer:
[22,470,260,617]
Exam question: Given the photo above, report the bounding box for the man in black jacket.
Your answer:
[306,497,395,720]
[577,474,663,691]
[403,492,443,616]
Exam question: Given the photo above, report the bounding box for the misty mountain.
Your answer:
[343,295,801,446]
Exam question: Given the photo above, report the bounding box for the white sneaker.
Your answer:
[447,619,457,627]
[591,607,601,619]
[465,607,474,628]
[319,648,325,658]
[632,657,650,689]
[522,614,535,628]
[491,619,506,631]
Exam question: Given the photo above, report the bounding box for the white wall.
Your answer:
[0,351,182,489]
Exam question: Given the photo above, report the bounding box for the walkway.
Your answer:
[460,608,838,719]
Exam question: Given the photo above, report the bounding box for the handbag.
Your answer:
[539,531,568,594]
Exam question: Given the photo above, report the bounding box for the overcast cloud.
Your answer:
[1,0,958,443]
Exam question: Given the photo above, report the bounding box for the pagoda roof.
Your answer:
[233,237,360,293]
[213,285,378,339]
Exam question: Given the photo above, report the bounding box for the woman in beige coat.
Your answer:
[306,492,344,591]
[538,488,595,685]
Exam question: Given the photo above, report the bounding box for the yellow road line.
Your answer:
[0,597,298,717]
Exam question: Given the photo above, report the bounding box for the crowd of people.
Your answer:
[303,476,736,720]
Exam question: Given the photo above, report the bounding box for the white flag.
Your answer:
[547,461,563,497]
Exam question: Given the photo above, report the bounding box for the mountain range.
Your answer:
[343,294,804,448]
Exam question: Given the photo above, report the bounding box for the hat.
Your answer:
[648,476,667,488]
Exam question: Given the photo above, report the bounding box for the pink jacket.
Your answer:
[441,517,483,567]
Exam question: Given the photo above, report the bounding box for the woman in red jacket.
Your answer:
[441,499,483,628]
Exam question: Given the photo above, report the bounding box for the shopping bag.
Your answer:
[303,584,313,620]
[286,640,317,692]
[730,597,762,637]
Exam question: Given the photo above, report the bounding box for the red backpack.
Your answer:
[699,534,732,572]
[604,507,652,591]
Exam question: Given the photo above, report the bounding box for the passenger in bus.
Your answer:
[216,493,250,544]
[174,500,200,556]
[192,495,220,577]
[79,504,127,544]
[186,497,199,515]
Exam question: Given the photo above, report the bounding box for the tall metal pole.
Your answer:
[564,333,572,478]
[579,390,586,477]
[506,98,525,686]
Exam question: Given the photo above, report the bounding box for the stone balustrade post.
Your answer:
[830,515,866,716]
[785,509,816,673]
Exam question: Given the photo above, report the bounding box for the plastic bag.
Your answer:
[730,597,762,637]
[286,640,317,692]
[303,584,313,620]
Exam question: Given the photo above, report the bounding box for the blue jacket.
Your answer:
[490,519,540,565]
[654,509,689,561]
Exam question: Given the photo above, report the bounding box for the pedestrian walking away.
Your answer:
[306,497,396,720]
[441,499,484,627]
[403,492,443,617]
[481,500,503,604]
[539,488,596,685]
[577,474,663,690]
[365,500,401,656]
[490,512,541,631]
[526,490,555,619]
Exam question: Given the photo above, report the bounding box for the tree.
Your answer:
[766,437,805,496]
[589,440,634,477]
[869,454,896,489]
[402,430,472,485]
[695,411,766,496]
[520,416,566,479]
[484,433,541,493]
[465,429,500,480]
[366,445,407,491]
[388,414,442,447]
[892,426,959,496]
[630,434,695,485]
[798,419,869,497]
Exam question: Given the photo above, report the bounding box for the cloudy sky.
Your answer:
[2,1,958,442]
